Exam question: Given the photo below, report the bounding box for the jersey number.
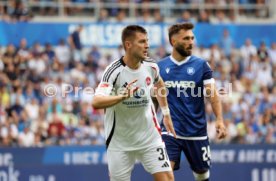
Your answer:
[157,148,168,161]
[201,146,211,161]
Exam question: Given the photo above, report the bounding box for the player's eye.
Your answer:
[183,36,194,41]
[139,39,147,44]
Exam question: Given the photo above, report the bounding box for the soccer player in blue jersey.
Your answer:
[157,23,227,181]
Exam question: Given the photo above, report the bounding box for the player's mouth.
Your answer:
[186,46,193,51]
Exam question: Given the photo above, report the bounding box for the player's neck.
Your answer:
[172,50,187,62]
[123,54,141,70]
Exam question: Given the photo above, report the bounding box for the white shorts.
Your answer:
[107,144,172,181]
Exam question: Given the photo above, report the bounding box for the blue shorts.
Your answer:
[162,134,211,172]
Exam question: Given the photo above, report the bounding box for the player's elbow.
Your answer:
[92,96,103,109]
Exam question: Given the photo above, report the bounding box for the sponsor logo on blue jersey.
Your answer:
[164,81,196,88]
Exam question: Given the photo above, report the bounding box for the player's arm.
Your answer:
[92,95,124,109]
[203,61,226,139]
[204,83,227,139]
[154,78,176,138]
[92,80,138,109]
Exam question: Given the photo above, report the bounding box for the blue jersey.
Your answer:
[158,55,213,138]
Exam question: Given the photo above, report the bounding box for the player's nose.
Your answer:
[145,41,149,49]
[145,44,149,50]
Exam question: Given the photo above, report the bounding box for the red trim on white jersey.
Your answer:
[151,106,161,135]
[150,66,158,79]
[99,83,110,88]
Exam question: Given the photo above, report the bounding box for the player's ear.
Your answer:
[125,40,131,49]
[171,36,176,46]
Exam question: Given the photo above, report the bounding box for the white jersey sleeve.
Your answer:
[143,59,160,84]
[95,60,122,96]
[151,63,160,84]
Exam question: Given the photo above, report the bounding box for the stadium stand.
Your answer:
[0,0,275,148]
[0,0,275,23]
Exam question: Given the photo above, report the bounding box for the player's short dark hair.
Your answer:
[168,23,194,45]
[121,25,147,49]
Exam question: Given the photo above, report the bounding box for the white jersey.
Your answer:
[95,57,163,151]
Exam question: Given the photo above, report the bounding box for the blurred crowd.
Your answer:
[198,36,276,144]
[0,24,275,147]
[0,0,270,23]
[0,36,107,147]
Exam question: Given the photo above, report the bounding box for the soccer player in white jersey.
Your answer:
[158,23,227,181]
[92,25,176,181]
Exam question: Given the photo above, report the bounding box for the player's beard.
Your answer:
[175,44,192,57]
[134,51,145,61]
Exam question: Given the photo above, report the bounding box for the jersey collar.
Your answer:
[169,55,191,66]
[119,56,126,66]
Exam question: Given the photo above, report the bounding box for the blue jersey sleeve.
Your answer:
[202,61,213,80]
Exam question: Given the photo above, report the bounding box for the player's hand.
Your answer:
[120,79,139,100]
[215,120,227,139]
[163,115,176,138]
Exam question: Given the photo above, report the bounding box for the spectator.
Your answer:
[55,39,71,66]
[2,44,17,65]
[153,9,164,23]
[31,42,44,55]
[44,43,56,63]
[177,10,193,23]
[240,38,257,65]
[25,98,39,121]
[68,25,84,62]
[111,45,124,60]
[257,41,269,62]
[17,38,30,59]
[268,42,276,65]
[28,52,47,75]
[211,10,230,24]
[115,9,127,22]
[89,45,101,62]
[256,64,273,88]
[10,88,25,106]
[97,8,109,22]
[70,62,86,82]
[201,44,221,62]
[0,85,10,109]
[139,9,152,23]
[18,126,34,147]
[36,0,57,16]
[219,29,234,58]
[47,114,65,138]
[153,45,168,60]
[10,0,32,22]
[198,10,210,23]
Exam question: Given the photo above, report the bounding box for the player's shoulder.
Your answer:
[104,58,125,72]
[102,57,125,82]
[142,57,160,70]
[189,55,211,68]
[190,56,213,72]
[107,57,125,68]
[157,56,171,66]
[190,55,207,64]
[142,57,157,65]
